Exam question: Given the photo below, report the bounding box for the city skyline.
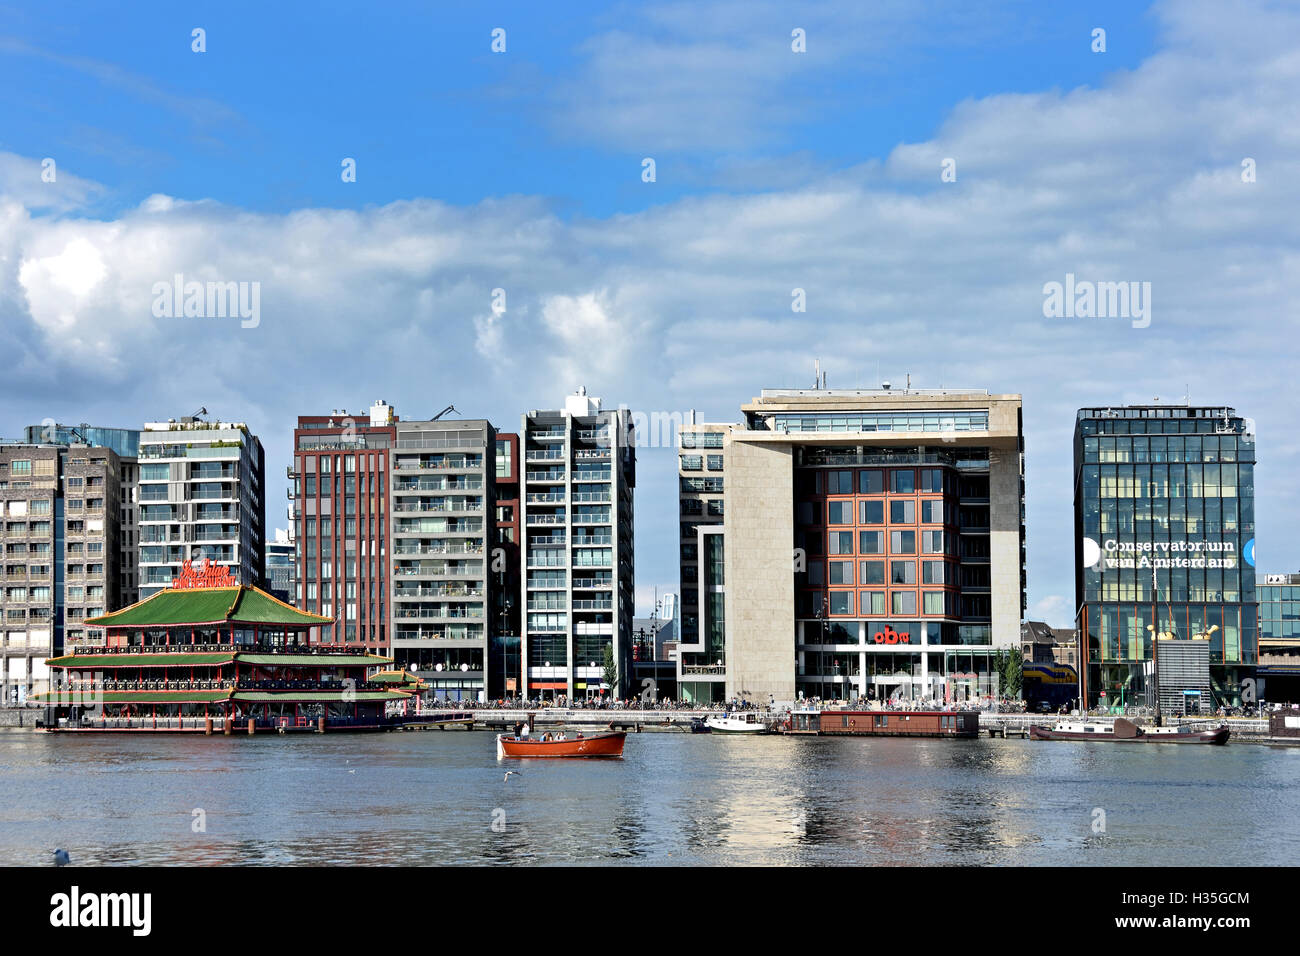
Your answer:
[4,0,1300,628]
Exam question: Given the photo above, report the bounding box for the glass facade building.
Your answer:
[1257,572,1300,703]
[1074,406,1256,708]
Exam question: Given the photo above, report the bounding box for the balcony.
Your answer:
[526,514,565,526]
[525,450,563,461]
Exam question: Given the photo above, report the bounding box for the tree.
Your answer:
[602,643,619,697]
[996,648,1024,699]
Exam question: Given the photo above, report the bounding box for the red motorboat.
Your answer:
[495,731,626,758]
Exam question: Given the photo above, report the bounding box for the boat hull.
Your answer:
[496,732,626,758]
[1029,723,1230,744]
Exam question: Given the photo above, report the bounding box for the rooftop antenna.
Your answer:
[813,358,821,390]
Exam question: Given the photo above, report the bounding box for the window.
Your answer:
[890,500,915,523]
[890,561,916,585]
[825,470,854,494]
[890,530,915,554]
[706,455,724,471]
[921,500,945,523]
[860,561,885,585]
[919,469,945,492]
[891,470,915,493]
[858,531,883,554]
[828,531,854,555]
[828,501,854,524]
[860,500,883,524]
[828,591,852,615]
[860,591,886,614]
[10,461,31,476]
[923,592,945,614]
[829,560,853,585]
[922,530,945,554]
[922,560,947,584]
[680,455,702,471]
[891,591,917,615]
[858,470,884,493]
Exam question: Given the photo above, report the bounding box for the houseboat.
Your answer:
[786,709,981,738]
[35,568,413,733]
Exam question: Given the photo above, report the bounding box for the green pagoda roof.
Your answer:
[231,690,410,703]
[32,690,233,704]
[236,653,391,667]
[48,653,236,669]
[84,586,333,629]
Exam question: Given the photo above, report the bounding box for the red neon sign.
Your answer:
[171,559,237,589]
[872,625,911,645]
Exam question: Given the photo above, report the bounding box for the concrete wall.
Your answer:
[989,441,1024,649]
[723,439,795,701]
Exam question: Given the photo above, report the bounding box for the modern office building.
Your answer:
[677,385,1026,705]
[265,528,294,603]
[289,401,395,649]
[519,388,636,700]
[391,415,496,698]
[1,442,122,699]
[24,423,142,608]
[1257,572,1300,703]
[1073,405,1257,709]
[677,422,729,703]
[137,418,266,599]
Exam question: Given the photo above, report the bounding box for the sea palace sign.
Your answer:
[171,559,237,589]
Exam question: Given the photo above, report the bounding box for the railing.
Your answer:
[571,492,610,503]
[526,471,566,482]
[393,608,485,620]
[394,587,484,598]
[394,481,483,492]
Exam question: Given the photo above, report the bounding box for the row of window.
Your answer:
[808,559,954,587]
[807,590,954,617]
[801,498,954,527]
[810,468,950,496]
[805,529,953,556]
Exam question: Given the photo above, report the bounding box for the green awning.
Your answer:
[85,586,332,628]
[32,690,233,704]
[234,654,391,667]
[232,690,410,703]
[48,653,235,669]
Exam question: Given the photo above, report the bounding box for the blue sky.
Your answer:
[2,0,1298,625]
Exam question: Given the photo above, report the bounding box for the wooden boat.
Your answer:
[1029,717,1229,745]
[495,731,626,758]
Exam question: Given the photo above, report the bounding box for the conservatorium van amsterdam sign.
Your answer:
[171,559,237,589]
[1098,538,1237,570]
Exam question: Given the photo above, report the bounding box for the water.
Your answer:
[2,728,1296,866]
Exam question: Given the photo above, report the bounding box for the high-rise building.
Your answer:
[677,423,729,703]
[1,442,122,699]
[24,423,142,608]
[1074,405,1257,709]
[265,528,294,603]
[390,415,495,698]
[1257,572,1300,703]
[519,388,636,700]
[677,385,1026,704]
[290,401,395,649]
[137,418,266,599]
[490,432,521,697]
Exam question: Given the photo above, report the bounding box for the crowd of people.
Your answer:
[418,693,1027,714]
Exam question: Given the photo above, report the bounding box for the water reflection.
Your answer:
[0,729,1296,866]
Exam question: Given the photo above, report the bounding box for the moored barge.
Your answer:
[786,708,980,738]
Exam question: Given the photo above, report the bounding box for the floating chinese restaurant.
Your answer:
[35,564,412,733]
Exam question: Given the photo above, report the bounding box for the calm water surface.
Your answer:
[1,729,1296,866]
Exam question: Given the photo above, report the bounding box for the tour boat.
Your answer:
[495,731,626,758]
[703,713,769,734]
[1029,717,1229,744]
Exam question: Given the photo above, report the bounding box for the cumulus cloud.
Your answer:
[2,0,1299,615]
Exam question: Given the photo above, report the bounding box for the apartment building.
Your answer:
[519,388,636,700]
